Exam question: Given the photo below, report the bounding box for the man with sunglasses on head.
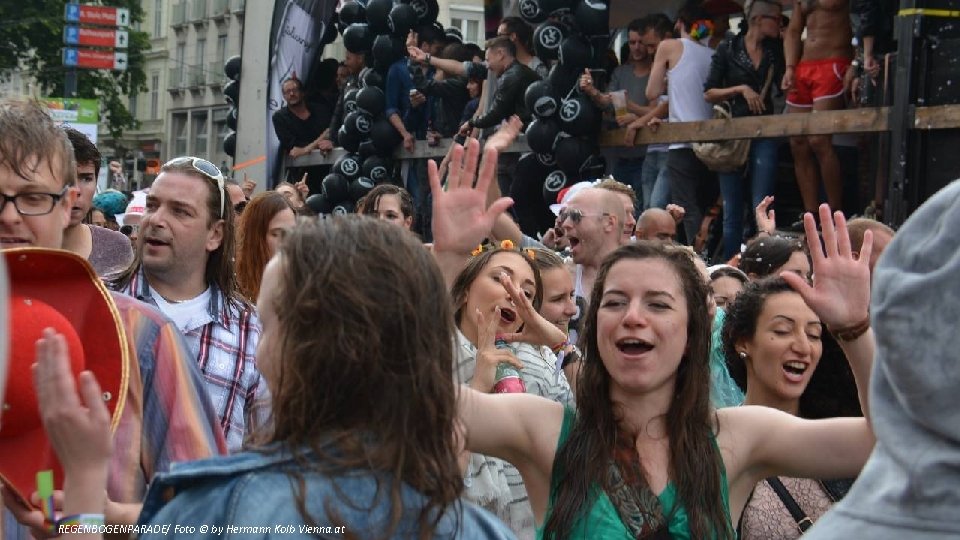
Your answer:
[59,128,134,277]
[0,98,227,538]
[109,156,268,454]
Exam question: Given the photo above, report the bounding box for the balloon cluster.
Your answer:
[222,55,242,158]
[519,0,610,206]
[306,0,440,215]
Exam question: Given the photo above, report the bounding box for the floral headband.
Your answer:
[471,239,537,260]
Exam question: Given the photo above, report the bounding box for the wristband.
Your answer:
[550,338,568,355]
[829,315,871,342]
[55,513,105,532]
[425,53,432,65]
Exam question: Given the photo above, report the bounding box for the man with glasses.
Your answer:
[0,98,226,536]
[109,156,267,453]
[60,128,134,277]
[558,187,626,344]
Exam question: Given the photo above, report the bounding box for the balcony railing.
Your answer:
[167,67,185,91]
[207,62,227,86]
[187,65,206,88]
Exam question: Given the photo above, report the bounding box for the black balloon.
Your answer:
[349,177,375,201]
[372,34,405,67]
[388,3,418,37]
[322,173,351,203]
[518,0,548,24]
[578,153,606,180]
[358,140,378,160]
[533,21,566,62]
[366,0,393,35]
[362,155,392,184]
[339,1,367,25]
[226,107,237,130]
[359,67,384,89]
[333,153,363,180]
[558,93,599,137]
[332,200,356,215]
[370,117,403,156]
[343,88,360,115]
[525,80,559,119]
[306,193,334,215]
[559,34,592,71]
[554,137,597,179]
[343,111,374,140]
[223,55,241,81]
[525,118,562,154]
[356,86,385,117]
[222,79,239,104]
[338,125,362,153]
[541,169,571,206]
[223,131,236,158]
[573,0,609,37]
[343,23,373,54]
[547,63,580,97]
[402,0,439,25]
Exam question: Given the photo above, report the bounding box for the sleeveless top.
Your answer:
[667,37,715,149]
[537,407,731,540]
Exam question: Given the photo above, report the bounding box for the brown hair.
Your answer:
[596,178,637,207]
[236,191,294,301]
[0,99,76,189]
[64,126,102,178]
[529,248,566,273]
[544,242,733,540]
[485,35,517,58]
[846,218,894,254]
[357,184,415,221]
[111,161,244,312]
[449,247,544,329]
[260,217,463,539]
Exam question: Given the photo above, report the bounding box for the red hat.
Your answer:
[0,249,129,508]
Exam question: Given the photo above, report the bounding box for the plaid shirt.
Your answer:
[4,293,226,540]
[117,267,269,452]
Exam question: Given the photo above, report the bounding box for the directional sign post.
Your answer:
[64,26,128,49]
[62,2,131,95]
[64,4,130,27]
[63,48,128,71]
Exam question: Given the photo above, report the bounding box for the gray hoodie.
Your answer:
[805,180,960,538]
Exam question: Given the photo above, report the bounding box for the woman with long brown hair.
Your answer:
[235,191,296,300]
[432,141,876,539]
[130,217,516,538]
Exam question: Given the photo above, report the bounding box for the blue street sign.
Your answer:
[64,26,79,45]
[63,48,79,67]
[64,4,80,23]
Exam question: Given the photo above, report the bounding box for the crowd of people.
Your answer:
[0,0,951,539]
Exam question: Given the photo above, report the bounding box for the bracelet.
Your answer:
[424,53,432,65]
[55,513,105,532]
[828,315,871,342]
[550,338,568,354]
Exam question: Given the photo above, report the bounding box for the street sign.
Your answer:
[64,26,128,48]
[62,48,128,71]
[64,4,130,27]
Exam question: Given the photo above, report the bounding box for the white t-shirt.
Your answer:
[149,286,212,333]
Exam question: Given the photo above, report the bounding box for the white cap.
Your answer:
[549,181,597,216]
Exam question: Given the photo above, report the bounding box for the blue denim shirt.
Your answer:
[385,59,428,138]
[137,447,517,539]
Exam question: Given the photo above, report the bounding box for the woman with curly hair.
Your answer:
[235,191,296,301]
[723,277,861,538]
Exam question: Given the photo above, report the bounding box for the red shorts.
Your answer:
[786,57,850,107]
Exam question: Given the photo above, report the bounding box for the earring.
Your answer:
[738,351,747,359]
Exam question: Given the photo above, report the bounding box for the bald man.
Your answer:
[635,207,678,242]
[559,187,626,344]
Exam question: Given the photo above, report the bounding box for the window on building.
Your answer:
[218,34,227,67]
[154,0,163,36]
[172,113,188,156]
[213,108,229,163]
[129,93,138,117]
[150,73,160,119]
[192,111,209,156]
[196,38,206,65]
[175,43,185,81]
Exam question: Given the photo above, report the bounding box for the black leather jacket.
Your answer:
[470,60,540,129]
[704,35,785,118]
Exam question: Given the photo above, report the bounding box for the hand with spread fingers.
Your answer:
[429,138,513,255]
[496,272,566,349]
[471,307,524,393]
[781,205,873,329]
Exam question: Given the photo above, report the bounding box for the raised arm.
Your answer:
[646,40,675,102]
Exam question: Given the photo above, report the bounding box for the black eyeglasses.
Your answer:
[234,200,248,215]
[0,186,69,216]
[558,208,610,224]
[163,157,226,218]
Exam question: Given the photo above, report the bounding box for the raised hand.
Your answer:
[781,205,872,329]
[497,272,567,349]
[485,116,523,154]
[755,195,776,235]
[429,139,513,254]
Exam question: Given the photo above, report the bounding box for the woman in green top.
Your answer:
[430,140,876,540]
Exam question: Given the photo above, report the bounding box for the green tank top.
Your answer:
[536,407,731,540]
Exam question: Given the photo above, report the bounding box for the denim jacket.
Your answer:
[137,447,517,539]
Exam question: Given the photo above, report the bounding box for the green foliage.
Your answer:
[0,0,149,141]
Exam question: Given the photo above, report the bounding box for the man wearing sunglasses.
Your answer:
[0,99,226,537]
[558,187,626,344]
[109,156,268,454]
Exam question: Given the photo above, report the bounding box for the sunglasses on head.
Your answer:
[163,156,226,218]
[558,208,610,224]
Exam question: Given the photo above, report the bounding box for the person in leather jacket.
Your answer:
[458,36,540,135]
[703,0,786,260]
